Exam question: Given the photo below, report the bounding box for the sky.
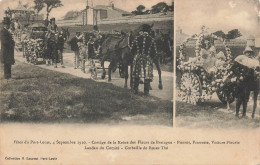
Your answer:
[0,0,173,20]
[176,0,260,46]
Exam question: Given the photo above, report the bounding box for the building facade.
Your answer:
[81,4,131,25]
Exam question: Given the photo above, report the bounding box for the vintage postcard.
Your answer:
[0,0,175,164]
[0,0,260,164]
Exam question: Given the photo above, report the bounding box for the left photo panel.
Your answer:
[0,0,174,126]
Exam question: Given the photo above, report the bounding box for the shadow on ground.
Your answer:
[176,100,260,129]
[0,62,173,126]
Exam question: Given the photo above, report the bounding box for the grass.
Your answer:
[0,62,173,126]
[175,101,260,129]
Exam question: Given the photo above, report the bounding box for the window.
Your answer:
[100,10,107,19]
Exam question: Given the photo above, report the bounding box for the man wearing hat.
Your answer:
[46,17,59,67]
[92,25,102,41]
[1,17,15,79]
[228,46,256,118]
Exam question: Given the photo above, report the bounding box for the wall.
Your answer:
[97,12,173,25]
[57,12,173,26]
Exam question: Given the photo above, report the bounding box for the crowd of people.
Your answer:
[0,16,104,79]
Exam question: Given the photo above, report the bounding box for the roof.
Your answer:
[15,3,27,11]
[93,5,131,15]
[247,35,255,40]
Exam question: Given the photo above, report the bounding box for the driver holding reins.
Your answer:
[46,17,59,67]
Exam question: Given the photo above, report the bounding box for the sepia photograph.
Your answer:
[0,0,173,126]
[176,0,260,128]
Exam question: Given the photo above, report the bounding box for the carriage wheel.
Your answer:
[179,73,202,105]
[216,83,236,104]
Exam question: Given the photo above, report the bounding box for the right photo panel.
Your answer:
[175,0,260,128]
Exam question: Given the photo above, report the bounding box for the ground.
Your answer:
[176,90,260,129]
[0,61,173,126]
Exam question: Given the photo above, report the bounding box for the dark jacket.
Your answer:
[68,36,82,51]
[1,28,15,65]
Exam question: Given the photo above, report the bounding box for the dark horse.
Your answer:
[98,32,133,88]
[61,27,70,40]
[97,24,163,93]
[226,60,259,118]
[154,31,173,64]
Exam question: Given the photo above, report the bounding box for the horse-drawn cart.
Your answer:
[23,23,47,64]
[177,27,239,105]
[79,31,124,80]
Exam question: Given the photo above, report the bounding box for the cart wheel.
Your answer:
[179,73,202,105]
[216,83,236,104]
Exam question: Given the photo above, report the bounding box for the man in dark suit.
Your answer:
[1,17,15,79]
[67,32,83,69]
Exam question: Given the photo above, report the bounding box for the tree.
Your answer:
[44,0,63,20]
[23,2,30,9]
[33,0,45,16]
[136,5,145,13]
[131,4,146,15]
[151,2,169,14]
[168,2,174,12]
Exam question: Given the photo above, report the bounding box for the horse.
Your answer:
[61,27,70,40]
[97,24,163,93]
[155,31,173,64]
[225,61,260,118]
[98,32,134,88]
[251,76,259,118]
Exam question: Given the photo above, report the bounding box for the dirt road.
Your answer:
[15,52,173,102]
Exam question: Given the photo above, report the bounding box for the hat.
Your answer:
[50,18,55,21]
[140,24,152,33]
[243,46,254,54]
[3,17,11,25]
[93,25,99,31]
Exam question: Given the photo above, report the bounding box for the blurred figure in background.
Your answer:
[68,32,83,69]
[1,17,15,80]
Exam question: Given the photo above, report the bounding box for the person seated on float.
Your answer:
[47,18,58,40]
[197,46,217,73]
[215,51,227,68]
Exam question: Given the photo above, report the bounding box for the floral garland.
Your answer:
[178,27,233,103]
[131,32,157,80]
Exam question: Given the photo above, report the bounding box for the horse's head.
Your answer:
[155,31,172,54]
[58,29,67,42]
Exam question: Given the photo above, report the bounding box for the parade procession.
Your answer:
[1,1,173,93]
[0,0,259,128]
[176,25,260,120]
